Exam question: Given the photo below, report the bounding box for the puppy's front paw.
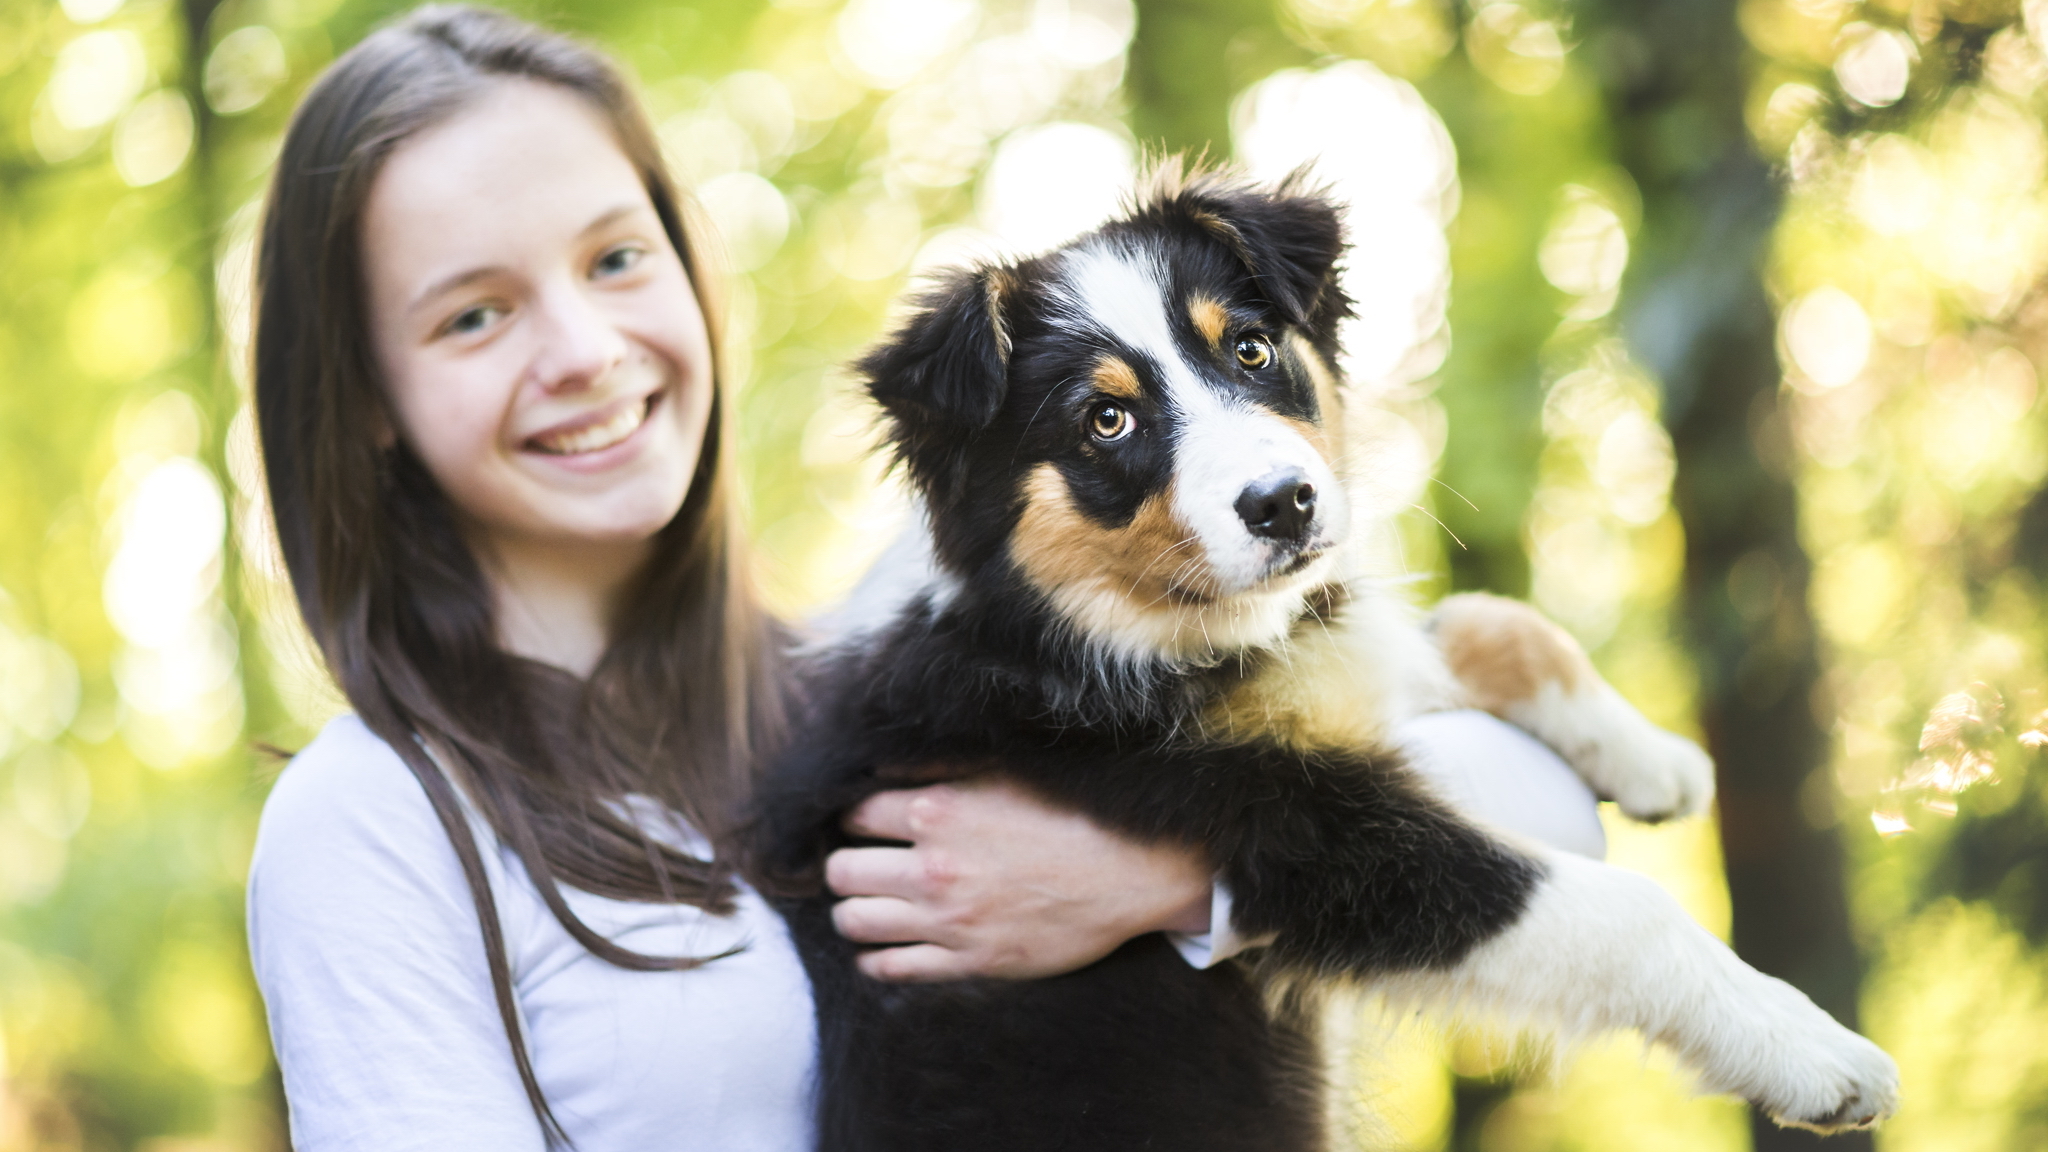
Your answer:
[1761,1029,1898,1133]
[1522,687,1717,822]
[1702,977,1899,1134]
[1596,724,1716,824]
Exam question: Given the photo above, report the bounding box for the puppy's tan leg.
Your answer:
[1430,593,1714,822]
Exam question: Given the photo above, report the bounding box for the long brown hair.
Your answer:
[252,6,788,1142]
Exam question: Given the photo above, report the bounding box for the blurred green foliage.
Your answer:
[4,0,2048,1147]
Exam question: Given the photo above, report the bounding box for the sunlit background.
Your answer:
[3,0,2047,1146]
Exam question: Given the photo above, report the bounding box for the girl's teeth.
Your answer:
[534,399,650,455]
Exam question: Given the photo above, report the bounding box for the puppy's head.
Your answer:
[860,167,1352,664]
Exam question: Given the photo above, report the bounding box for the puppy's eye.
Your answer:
[1088,402,1134,442]
[1235,334,1274,371]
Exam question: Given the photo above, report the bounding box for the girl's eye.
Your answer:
[1088,402,1134,442]
[593,244,647,278]
[1235,334,1274,371]
[443,304,503,337]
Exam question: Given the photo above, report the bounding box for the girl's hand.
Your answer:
[824,777,1214,982]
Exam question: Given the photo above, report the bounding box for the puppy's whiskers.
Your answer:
[1133,535,1203,593]
[1407,502,1468,551]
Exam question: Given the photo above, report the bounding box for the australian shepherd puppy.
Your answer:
[754,166,1897,1152]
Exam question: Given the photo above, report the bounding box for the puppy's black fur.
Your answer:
[753,173,1543,1152]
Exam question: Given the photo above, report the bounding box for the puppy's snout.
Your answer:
[1235,469,1317,543]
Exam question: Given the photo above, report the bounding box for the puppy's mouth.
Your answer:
[1228,539,1332,595]
[526,394,658,456]
[1160,540,1331,606]
[1273,541,1331,577]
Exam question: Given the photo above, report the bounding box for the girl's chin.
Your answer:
[469,485,692,556]
[541,500,690,547]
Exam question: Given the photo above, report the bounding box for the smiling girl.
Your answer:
[244,8,1231,1149]
[244,6,1602,1150]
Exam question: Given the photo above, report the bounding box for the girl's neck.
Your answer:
[476,532,648,678]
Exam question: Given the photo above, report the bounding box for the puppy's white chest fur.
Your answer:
[1202,585,1461,750]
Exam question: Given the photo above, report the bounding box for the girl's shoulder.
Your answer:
[259,715,437,845]
[250,714,478,918]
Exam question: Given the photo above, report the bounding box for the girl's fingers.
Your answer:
[855,943,971,983]
[824,846,928,898]
[841,788,921,841]
[831,895,941,946]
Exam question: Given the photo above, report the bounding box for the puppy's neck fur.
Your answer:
[840,560,1350,740]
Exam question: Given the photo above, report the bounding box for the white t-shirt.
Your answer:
[1398,710,1607,861]
[248,710,1599,1151]
[248,715,817,1152]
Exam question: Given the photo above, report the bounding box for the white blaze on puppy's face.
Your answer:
[1006,243,1348,662]
[1167,377,1345,592]
[1056,245,1348,596]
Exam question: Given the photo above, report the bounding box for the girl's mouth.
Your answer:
[527,394,657,456]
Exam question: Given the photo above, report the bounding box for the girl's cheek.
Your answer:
[403,377,505,472]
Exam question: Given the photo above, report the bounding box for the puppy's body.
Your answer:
[755,169,1896,1150]
[771,580,1529,1152]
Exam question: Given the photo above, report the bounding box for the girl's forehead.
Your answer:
[362,81,650,292]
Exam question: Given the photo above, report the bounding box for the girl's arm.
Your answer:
[248,718,548,1152]
[826,710,1603,981]
[823,775,1215,981]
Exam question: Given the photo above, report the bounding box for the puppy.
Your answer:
[754,166,1898,1152]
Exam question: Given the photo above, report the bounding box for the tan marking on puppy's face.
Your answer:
[1432,593,1591,713]
[1092,355,1143,400]
[1011,463,1213,609]
[1189,296,1229,349]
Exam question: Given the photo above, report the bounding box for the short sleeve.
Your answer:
[247,716,548,1152]
[1167,881,1276,968]
[1396,709,1606,859]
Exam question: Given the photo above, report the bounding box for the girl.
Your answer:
[245,6,1602,1150]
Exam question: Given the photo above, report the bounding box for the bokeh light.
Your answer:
[112,90,194,187]
[1235,60,1458,391]
[1834,24,1916,108]
[1783,285,1873,391]
[204,25,290,116]
[978,121,1135,254]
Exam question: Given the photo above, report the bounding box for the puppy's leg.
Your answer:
[1430,592,1714,822]
[1380,849,1898,1133]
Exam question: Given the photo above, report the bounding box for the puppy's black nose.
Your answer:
[1235,469,1316,543]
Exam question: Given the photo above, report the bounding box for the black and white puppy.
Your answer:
[753,166,1898,1152]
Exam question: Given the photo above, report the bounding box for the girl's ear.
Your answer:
[857,265,1013,434]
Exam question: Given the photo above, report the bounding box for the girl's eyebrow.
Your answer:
[577,202,646,238]
[410,265,505,315]
[406,202,650,316]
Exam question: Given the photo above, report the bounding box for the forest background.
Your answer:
[3,0,2047,1146]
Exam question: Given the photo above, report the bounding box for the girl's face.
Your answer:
[362,80,713,558]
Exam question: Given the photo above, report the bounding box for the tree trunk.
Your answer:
[1579,0,1872,1146]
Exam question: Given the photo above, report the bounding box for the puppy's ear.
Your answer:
[1183,173,1348,332]
[857,265,1013,432]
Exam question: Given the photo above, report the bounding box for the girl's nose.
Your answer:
[529,282,628,393]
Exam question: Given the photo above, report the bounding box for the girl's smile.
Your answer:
[526,388,657,459]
